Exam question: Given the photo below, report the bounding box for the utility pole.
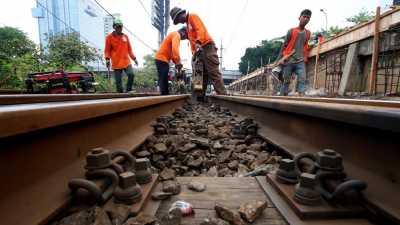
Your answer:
[247,61,250,75]
[219,40,224,72]
[151,0,170,46]
[320,9,328,34]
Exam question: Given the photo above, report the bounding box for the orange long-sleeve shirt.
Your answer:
[155,31,181,64]
[104,32,136,69]
[187,13,214,54]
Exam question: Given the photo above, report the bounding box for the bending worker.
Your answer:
[170,7,227,95]
[155,27,188,95]
[104,18,138,93]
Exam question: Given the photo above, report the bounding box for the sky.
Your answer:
[0,0,394,70]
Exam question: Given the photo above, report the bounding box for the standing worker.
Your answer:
[155,27,188,95]
[104,18,138,93]
[169,7,227,95]
[276,9,312,96]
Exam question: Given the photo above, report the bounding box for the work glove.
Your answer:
[105,58,110,69]
[134,59,139,66]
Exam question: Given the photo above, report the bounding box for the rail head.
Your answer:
[212,95,400,132]
[0,95,189,138]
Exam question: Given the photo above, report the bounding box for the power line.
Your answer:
[138,0,152,18]
[35,0,102,51]
[93,0,156,51]
[226,0,249,51]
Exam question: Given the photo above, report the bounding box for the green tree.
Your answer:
[0,27,38,88]
[313,25,345,41]
[0,26,35,60]
[134,54,157,88]
[46,32,101,70]
[346,9,374,25]
[238,39,282,74]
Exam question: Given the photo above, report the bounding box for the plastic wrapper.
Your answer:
[169,200,195,216]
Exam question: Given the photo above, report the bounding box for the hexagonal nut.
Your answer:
[317,149,343,169]
[279,159,295,171]
[136,158,150,171]
[119,171,137,189]
[86,148,111,169]
[299,173,317,188]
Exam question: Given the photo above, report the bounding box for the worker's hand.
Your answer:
[134,59,139,66]
[105,58,110,69]
[195,42,202,50]
[175,63,183,71]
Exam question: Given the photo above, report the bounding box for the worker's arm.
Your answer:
[190,14,208,47]
[104,35,112,68]
[303,30,311,63]
[104,35,112,59]
[127,36,138,65]
[189,40,196,54]
[276,29,291,61]
[171,34,181,65]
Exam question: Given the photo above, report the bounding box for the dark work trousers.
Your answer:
[114,64,134,93]
[202,43,227,95]
[155,59,170,95]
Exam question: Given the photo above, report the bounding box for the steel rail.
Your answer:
[210,95,400,223]
[0,93,160,105]
[0,95,189,225]
[232,94,400,108]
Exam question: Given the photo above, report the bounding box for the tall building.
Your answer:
[32,0,106,70]
[104,13,121,37]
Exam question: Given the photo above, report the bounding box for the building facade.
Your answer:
[32,0,107,70]
[104,13,121,38]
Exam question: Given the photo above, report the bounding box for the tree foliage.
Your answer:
[134,54,158,88]
[46,32,101,69]
[238,40,282,74]
[0,26,35,60]
[313,26,345,40]
[346,9,374,25]
[0,27,38,88]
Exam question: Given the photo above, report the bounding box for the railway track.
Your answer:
[0,94,399,225]
[0,93,159,105]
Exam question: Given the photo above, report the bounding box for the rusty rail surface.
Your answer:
[0,93,160,105]
[0,95,189,225]
[0,89,27,94]
[210,95,400,223]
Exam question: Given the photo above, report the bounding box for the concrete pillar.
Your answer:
[338,43,359,96]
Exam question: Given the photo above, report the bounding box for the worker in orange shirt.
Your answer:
[169,7,227,95]
[104,18,138,93]
[155,27,187,95]
[276,9,312,96]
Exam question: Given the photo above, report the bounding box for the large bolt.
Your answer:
[136,158,150,170]
[316,149,343,171]
[279,159,295,171]
[299,173,317,188]
[276,159,298,184]
[135,158,152,184]
[114,171,142,204]
[294,173,322,206]
[120,171,137,189]
[85,148,111,170]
